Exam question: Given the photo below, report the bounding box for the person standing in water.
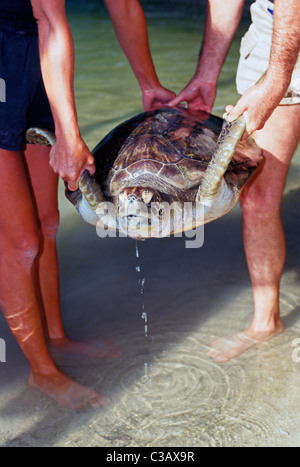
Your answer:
[0,0,173,409]
[170,0,300,362]
[0,0,100,410]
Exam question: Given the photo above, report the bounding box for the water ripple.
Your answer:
[94,329,273,446]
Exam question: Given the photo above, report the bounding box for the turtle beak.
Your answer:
[119,188,161,217]
[118,187,163,239]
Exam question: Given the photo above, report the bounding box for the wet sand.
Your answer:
[1,160,300,447]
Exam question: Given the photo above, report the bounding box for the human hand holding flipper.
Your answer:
[26,128,105,215]
[198,72,266,206]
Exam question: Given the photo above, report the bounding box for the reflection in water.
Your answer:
[0,0,300,448]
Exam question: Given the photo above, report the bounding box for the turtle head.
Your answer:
[117,187,164,239]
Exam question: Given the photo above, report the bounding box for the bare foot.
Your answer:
[48,337,122,359]
[29,370,111,409]
[207,323,285,363]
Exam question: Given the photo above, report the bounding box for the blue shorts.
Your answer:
[0,11,54,152]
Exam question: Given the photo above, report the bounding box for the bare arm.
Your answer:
[31,0,95,191]
[228,0,300,136]
[104,0,175,110]
[170,0,245,111]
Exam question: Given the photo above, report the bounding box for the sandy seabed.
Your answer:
[1,151,300,448]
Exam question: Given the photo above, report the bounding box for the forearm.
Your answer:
[104,0,160,91]
[195,0,245,84]
[30,0,95,189]
[264,0,300,94]
[31,0,80,140]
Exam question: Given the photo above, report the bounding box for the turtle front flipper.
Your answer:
[26,127,109,227]
[26,128,56,147]
[197,71,267,207]
[72,170,108,226]
[196,115,246,206]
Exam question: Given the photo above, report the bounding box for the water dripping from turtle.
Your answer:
[135,241,152,384]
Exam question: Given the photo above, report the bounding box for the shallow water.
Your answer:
[0,0,300,447]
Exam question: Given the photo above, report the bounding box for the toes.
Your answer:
[90,394,111,408]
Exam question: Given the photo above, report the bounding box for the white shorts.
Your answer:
[236,0,300,105]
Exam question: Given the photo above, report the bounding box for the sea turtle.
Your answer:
[26,107,262,239]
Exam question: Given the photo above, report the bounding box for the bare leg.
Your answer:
[23,144,64,339]
[0,148,109,408]
[24,144,121,358]
[208,104,300,362]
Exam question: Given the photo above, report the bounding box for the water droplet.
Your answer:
[142,362,151,384]
[141,312,147,323]
[134,243,151,384]
[140,278,146,295]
